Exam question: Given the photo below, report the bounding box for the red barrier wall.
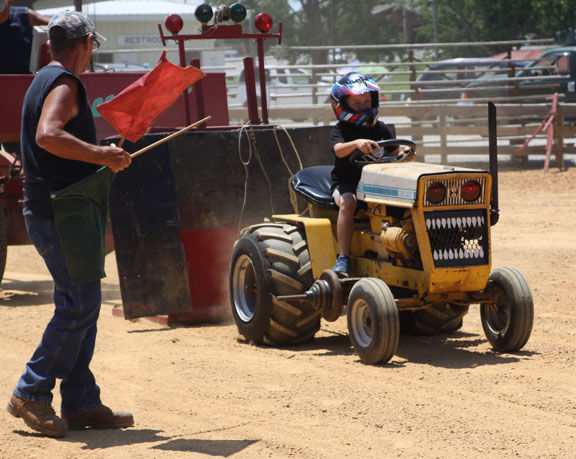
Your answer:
[0,71,229,143]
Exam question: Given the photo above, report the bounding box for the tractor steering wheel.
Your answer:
[349,138,417,166]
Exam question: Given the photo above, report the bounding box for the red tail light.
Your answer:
[461,180,481,201]
[427,182,446,203]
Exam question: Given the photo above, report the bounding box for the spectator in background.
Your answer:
[0,0,50,156]
[0,0,50,74]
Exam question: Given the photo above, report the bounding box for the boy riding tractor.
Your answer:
[228,74,533,365]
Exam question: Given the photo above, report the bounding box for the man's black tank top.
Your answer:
[21,65,99,217]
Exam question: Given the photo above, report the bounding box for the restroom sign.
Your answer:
[117,35,163,48]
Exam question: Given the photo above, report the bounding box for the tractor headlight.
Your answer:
[426,182,446,204]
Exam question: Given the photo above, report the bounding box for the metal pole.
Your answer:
[402,7,407,43]
[488,102,499,226]
[432,0,438,59]
[257,38,268,124]
[177,37,191,125]
[243,57,260,124]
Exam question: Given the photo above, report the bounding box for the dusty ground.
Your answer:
[1,165,575,458]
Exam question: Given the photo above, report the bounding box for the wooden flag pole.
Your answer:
[129,116,212,159]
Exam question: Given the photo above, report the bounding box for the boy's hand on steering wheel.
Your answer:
[353,138,380,155]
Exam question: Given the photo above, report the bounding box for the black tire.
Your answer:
[480,267,533,352]
[229,223,320,345]
[400,303,469,335]
[347,278,399,364]
[0,207,7,284]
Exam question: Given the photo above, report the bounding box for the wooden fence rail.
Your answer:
[230,103,576,167]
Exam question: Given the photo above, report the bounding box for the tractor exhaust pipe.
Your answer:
[488,102,499,226]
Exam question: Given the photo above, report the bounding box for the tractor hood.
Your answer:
[356,161,483,207]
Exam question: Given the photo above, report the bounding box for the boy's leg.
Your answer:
[332,185,357,276]
[336,192,357,256]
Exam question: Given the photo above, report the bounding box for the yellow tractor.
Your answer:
[229,104,533,364]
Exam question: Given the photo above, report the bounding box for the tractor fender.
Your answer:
[271,214,337,279]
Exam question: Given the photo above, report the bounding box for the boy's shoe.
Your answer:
[62,404,134,430]
[6,394,68,437]
[332,255,351,277]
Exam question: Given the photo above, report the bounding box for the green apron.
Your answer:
[50,167,115,284]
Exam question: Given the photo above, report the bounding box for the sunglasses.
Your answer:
[92,36,100,53]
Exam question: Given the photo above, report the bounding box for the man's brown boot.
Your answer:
[6,394,68,437]
[61,404,134,430]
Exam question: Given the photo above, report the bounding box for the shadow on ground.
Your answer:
[13,427,259,457]
[0,278,121,307]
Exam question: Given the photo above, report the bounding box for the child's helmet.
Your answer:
[330,72,380,127]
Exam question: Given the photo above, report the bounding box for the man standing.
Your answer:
[6,10,133,438]
[0,0,50,74]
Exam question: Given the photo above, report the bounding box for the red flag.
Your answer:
[97,50,205,143]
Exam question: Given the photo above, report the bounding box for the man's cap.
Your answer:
[48,10,105,42]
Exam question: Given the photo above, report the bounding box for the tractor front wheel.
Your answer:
[480,267,533,352]
[347,278,399,364]
[229,223,320,346]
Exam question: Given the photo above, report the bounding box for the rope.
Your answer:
[236,122,307,231]
[236,122,252,232]
[272,123,305,214]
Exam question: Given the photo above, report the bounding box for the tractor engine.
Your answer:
[380,220,418,264]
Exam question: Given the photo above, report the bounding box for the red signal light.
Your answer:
[165,14,183,34]
[426,182,446,204]
[255,12,273,33]
[461,180,481,201]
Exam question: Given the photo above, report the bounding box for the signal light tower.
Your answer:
[158,3,282,125]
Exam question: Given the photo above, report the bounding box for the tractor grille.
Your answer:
[423,176,487,207]
[425,209,489,267]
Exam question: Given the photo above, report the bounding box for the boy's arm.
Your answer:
[334,138,380,158]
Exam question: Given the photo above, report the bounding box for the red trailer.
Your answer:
[0,5,293,324]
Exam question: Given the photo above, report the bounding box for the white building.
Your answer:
[35,0,222,68]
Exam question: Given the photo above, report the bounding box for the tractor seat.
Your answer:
[291,165,338,210]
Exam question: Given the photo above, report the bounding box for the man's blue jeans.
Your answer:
[14,215,103,414]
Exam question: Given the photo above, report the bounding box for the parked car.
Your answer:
[461,47,576,102]
[414,57,528,101]
[228,67,331,107]
[93,63,149,72]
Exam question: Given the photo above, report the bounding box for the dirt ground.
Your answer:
[1,165,575,458]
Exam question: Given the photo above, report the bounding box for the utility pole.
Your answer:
[432,0,439,59]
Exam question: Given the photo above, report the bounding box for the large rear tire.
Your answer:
[480,267,533,352]
[400,303,469,335]
[347,278,399,364]
[229,223,320,345]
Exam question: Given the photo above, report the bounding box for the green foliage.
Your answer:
[202,1,576,61]
[414,0,576,58]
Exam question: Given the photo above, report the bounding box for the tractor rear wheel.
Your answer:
[229,223,320,345]
[400,303,469,335]
[480,267,533,352]
[347,278,399,364]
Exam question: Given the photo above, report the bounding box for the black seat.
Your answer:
[291,165,337,210]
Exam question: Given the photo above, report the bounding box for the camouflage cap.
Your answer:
[48,10,103,41]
